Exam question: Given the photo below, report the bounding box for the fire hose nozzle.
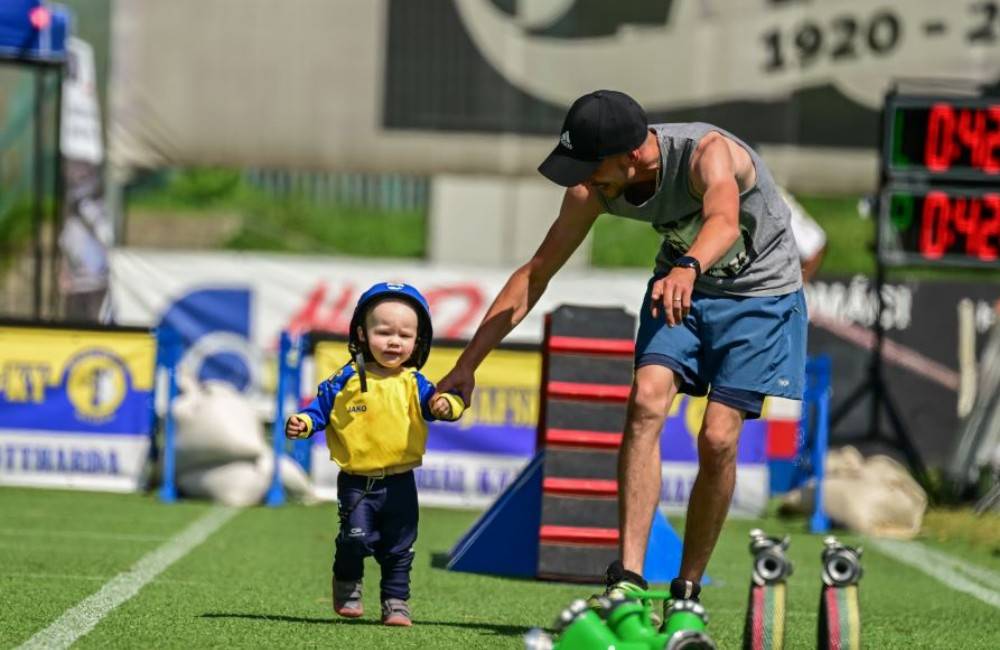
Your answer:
[821,536,864,587]
[748,529,794,585]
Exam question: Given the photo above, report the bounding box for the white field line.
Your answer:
[871,538,1000,609]
[16,506,238,650]
[878,539,1000,592]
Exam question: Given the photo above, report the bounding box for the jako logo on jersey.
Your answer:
[348,404,367,413]
[159,288,256,393]
[560,130,572,149]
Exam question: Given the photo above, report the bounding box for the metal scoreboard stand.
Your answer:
[0,1,71,319]
[832,81,1000,488]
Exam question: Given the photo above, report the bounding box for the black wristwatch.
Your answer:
[674,255,702,277]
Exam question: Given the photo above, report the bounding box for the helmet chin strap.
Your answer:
[353,350,368,393]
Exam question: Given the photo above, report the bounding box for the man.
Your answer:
[435,90,806,621]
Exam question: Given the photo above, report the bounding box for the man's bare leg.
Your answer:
[619,364,680,575]
[679,400,745,583]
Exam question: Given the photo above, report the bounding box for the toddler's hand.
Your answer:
[285,415,308,439]
[429,395,453,420]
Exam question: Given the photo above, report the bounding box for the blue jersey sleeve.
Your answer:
[414,371,465,422]
[295,363,355,434]
[414,372,437,421]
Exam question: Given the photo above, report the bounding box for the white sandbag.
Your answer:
[256,451,320,505]
[177,460,270,507]
[826,445,866,477]
[780,446,928,539]
[823,477,925,539]
[172,380,268,472]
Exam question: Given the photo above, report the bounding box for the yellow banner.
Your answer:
[0,326,156,428]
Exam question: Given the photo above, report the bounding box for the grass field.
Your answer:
[3,488,999,649]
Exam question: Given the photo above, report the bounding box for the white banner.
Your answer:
[110,248,648,378]
[661,462,769,518]
[0,431,150,492]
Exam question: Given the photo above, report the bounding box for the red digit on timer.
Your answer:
[919,191,952,259]
[976,194,1000,261]
[957,108,987,170]
[951,196,985,258]
[925,104,956,172]
[984,108,1000,174]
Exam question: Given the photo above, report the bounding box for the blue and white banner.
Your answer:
[0,324,156,491]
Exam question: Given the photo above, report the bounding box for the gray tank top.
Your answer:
[598,123,801,297]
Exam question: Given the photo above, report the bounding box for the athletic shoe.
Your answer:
[381,598,412,627]
[332,577,363,618]
[586,560,661,626]
[661,598,715,648]
[668,577,701,602]
[661,579,707,639]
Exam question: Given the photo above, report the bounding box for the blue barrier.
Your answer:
[799,354,832,533]
[266,332,294,507]
[288,335,312,473]
[267,331,313,506]
[157,327,184,503]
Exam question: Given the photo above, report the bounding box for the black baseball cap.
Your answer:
[538,90,649,187]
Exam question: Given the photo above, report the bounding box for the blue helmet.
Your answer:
[348,282,433,369]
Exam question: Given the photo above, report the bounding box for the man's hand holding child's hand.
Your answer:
[285,415,309,439]
[429,395,453,420]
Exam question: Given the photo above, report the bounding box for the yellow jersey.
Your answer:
[293,362,464,474]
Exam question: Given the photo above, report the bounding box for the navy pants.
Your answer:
[333,470,418,601]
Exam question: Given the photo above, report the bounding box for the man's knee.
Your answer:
[626,372,675,432]
[699,426,738,465]
[698,407,743,468]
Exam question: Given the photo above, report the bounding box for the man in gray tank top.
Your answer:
[436,90,807,627]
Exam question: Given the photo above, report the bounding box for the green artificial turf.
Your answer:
[3,487,999,649]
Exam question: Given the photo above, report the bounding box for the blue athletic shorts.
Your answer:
[634,277,807,418]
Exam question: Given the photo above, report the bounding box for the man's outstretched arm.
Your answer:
[436,185,602,403]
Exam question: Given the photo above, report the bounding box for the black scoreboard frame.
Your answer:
[877,89,1000,270]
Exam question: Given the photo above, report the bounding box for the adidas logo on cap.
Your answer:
[560,131,573,150]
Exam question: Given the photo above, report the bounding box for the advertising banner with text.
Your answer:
[0,324,156,491]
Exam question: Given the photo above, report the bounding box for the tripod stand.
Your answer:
[828,224,931,491]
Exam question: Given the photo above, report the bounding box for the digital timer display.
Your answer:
[881,186,1000,267]
[885,97,1000,181]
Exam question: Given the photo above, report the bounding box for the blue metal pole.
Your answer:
[291,334,312,473]
[158,328,181,503]
[810,355,832,533]
[266,331,292,507]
